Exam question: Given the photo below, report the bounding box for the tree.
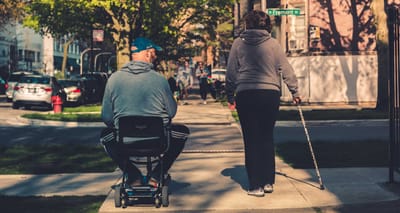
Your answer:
[371,0,390,111]
[0,0,26,28]
[25,0,235,72]
[24,0,97,76]
[167,0,233,66]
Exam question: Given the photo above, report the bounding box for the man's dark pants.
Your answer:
[104,124,189,184]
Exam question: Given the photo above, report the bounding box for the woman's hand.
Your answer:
[228,102,236,111]
[293,96,302,105]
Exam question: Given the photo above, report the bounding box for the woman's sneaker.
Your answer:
[264,184,274,193]
[247,187,264,197]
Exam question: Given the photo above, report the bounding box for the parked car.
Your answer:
[81,72,108,103]
[12,75,66,110]
[6,71,36,102]
[211,68,226,83]
[0,76,6,94]
[59,79,87,105]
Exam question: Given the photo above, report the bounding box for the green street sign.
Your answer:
[267,8,301,16]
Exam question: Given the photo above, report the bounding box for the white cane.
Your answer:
[297,104,325,190]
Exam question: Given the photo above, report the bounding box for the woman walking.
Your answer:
[195,62,210,104]
[225,10,301,197]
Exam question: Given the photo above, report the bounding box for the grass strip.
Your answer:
[275,140,389,169]
[22,113,102,122]
[0,144,115,174]
[0,195,105,213]
[63,104,102,113]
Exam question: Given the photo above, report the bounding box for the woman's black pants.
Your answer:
[199,79,208,100]
[236,89,280,190]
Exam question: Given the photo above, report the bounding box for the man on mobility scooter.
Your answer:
[101,37,190,208]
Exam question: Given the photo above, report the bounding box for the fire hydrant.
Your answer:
[52,95,63,114]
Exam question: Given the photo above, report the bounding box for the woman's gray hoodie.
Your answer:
[101,61,177,128]
[225,29,300,104]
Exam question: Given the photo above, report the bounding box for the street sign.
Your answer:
[267,8,301,16]
[92,30,104,42]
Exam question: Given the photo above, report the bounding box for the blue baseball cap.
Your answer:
[130,37,163,53]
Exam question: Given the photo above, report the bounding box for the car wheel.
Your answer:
[12,103,19,109]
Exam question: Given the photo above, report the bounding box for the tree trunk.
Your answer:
[371,0,389,111]
[61,37,74,78]
[350,0,359,51]
[105,6,134,70]
[116,37,130,70]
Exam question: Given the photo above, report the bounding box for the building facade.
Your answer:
[0,22,81,79]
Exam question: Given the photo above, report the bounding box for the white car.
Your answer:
[5,71,34,102]
[12,75,66,110]
[211,68,226,82]
[59,79,87,105]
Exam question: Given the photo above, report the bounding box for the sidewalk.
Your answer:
[0,94,399,212]
[97,96,400,212]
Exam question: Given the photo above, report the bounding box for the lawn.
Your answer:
[0,195,104,213]
[275,140,389,168]
[0,144,115,174]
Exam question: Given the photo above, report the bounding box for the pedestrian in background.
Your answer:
[195,61,210,104]
[177,60,193,105]
[225,10,301,197]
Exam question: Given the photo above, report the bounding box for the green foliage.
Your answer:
[24,0,95,40]
[0,0,26,28]
[24,0,235,67]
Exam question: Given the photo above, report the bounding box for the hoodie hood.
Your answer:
[240,29,271,45]
[120,61,154,74]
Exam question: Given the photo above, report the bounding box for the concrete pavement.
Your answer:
[0,94,399,212]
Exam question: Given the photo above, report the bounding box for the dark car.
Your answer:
[59,79,88,106]
[12,75,66,110]
[0,76,6,94]
[81,72,108,103]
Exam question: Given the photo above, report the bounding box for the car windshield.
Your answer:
[19,76,50,84]
[59,80,79,87]
[8,74,25,82]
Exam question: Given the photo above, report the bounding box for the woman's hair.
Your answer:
[244,10,272,32]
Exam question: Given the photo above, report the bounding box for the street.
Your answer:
[0,95,101,146]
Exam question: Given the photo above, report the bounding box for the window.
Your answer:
[24,50,35,62]
[18,49,23,61]
[37,52,41,62]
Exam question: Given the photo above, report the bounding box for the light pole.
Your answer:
[94,52,112,72]
[80,48,101,75]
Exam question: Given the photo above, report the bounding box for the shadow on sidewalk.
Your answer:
[221,165,247,190]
